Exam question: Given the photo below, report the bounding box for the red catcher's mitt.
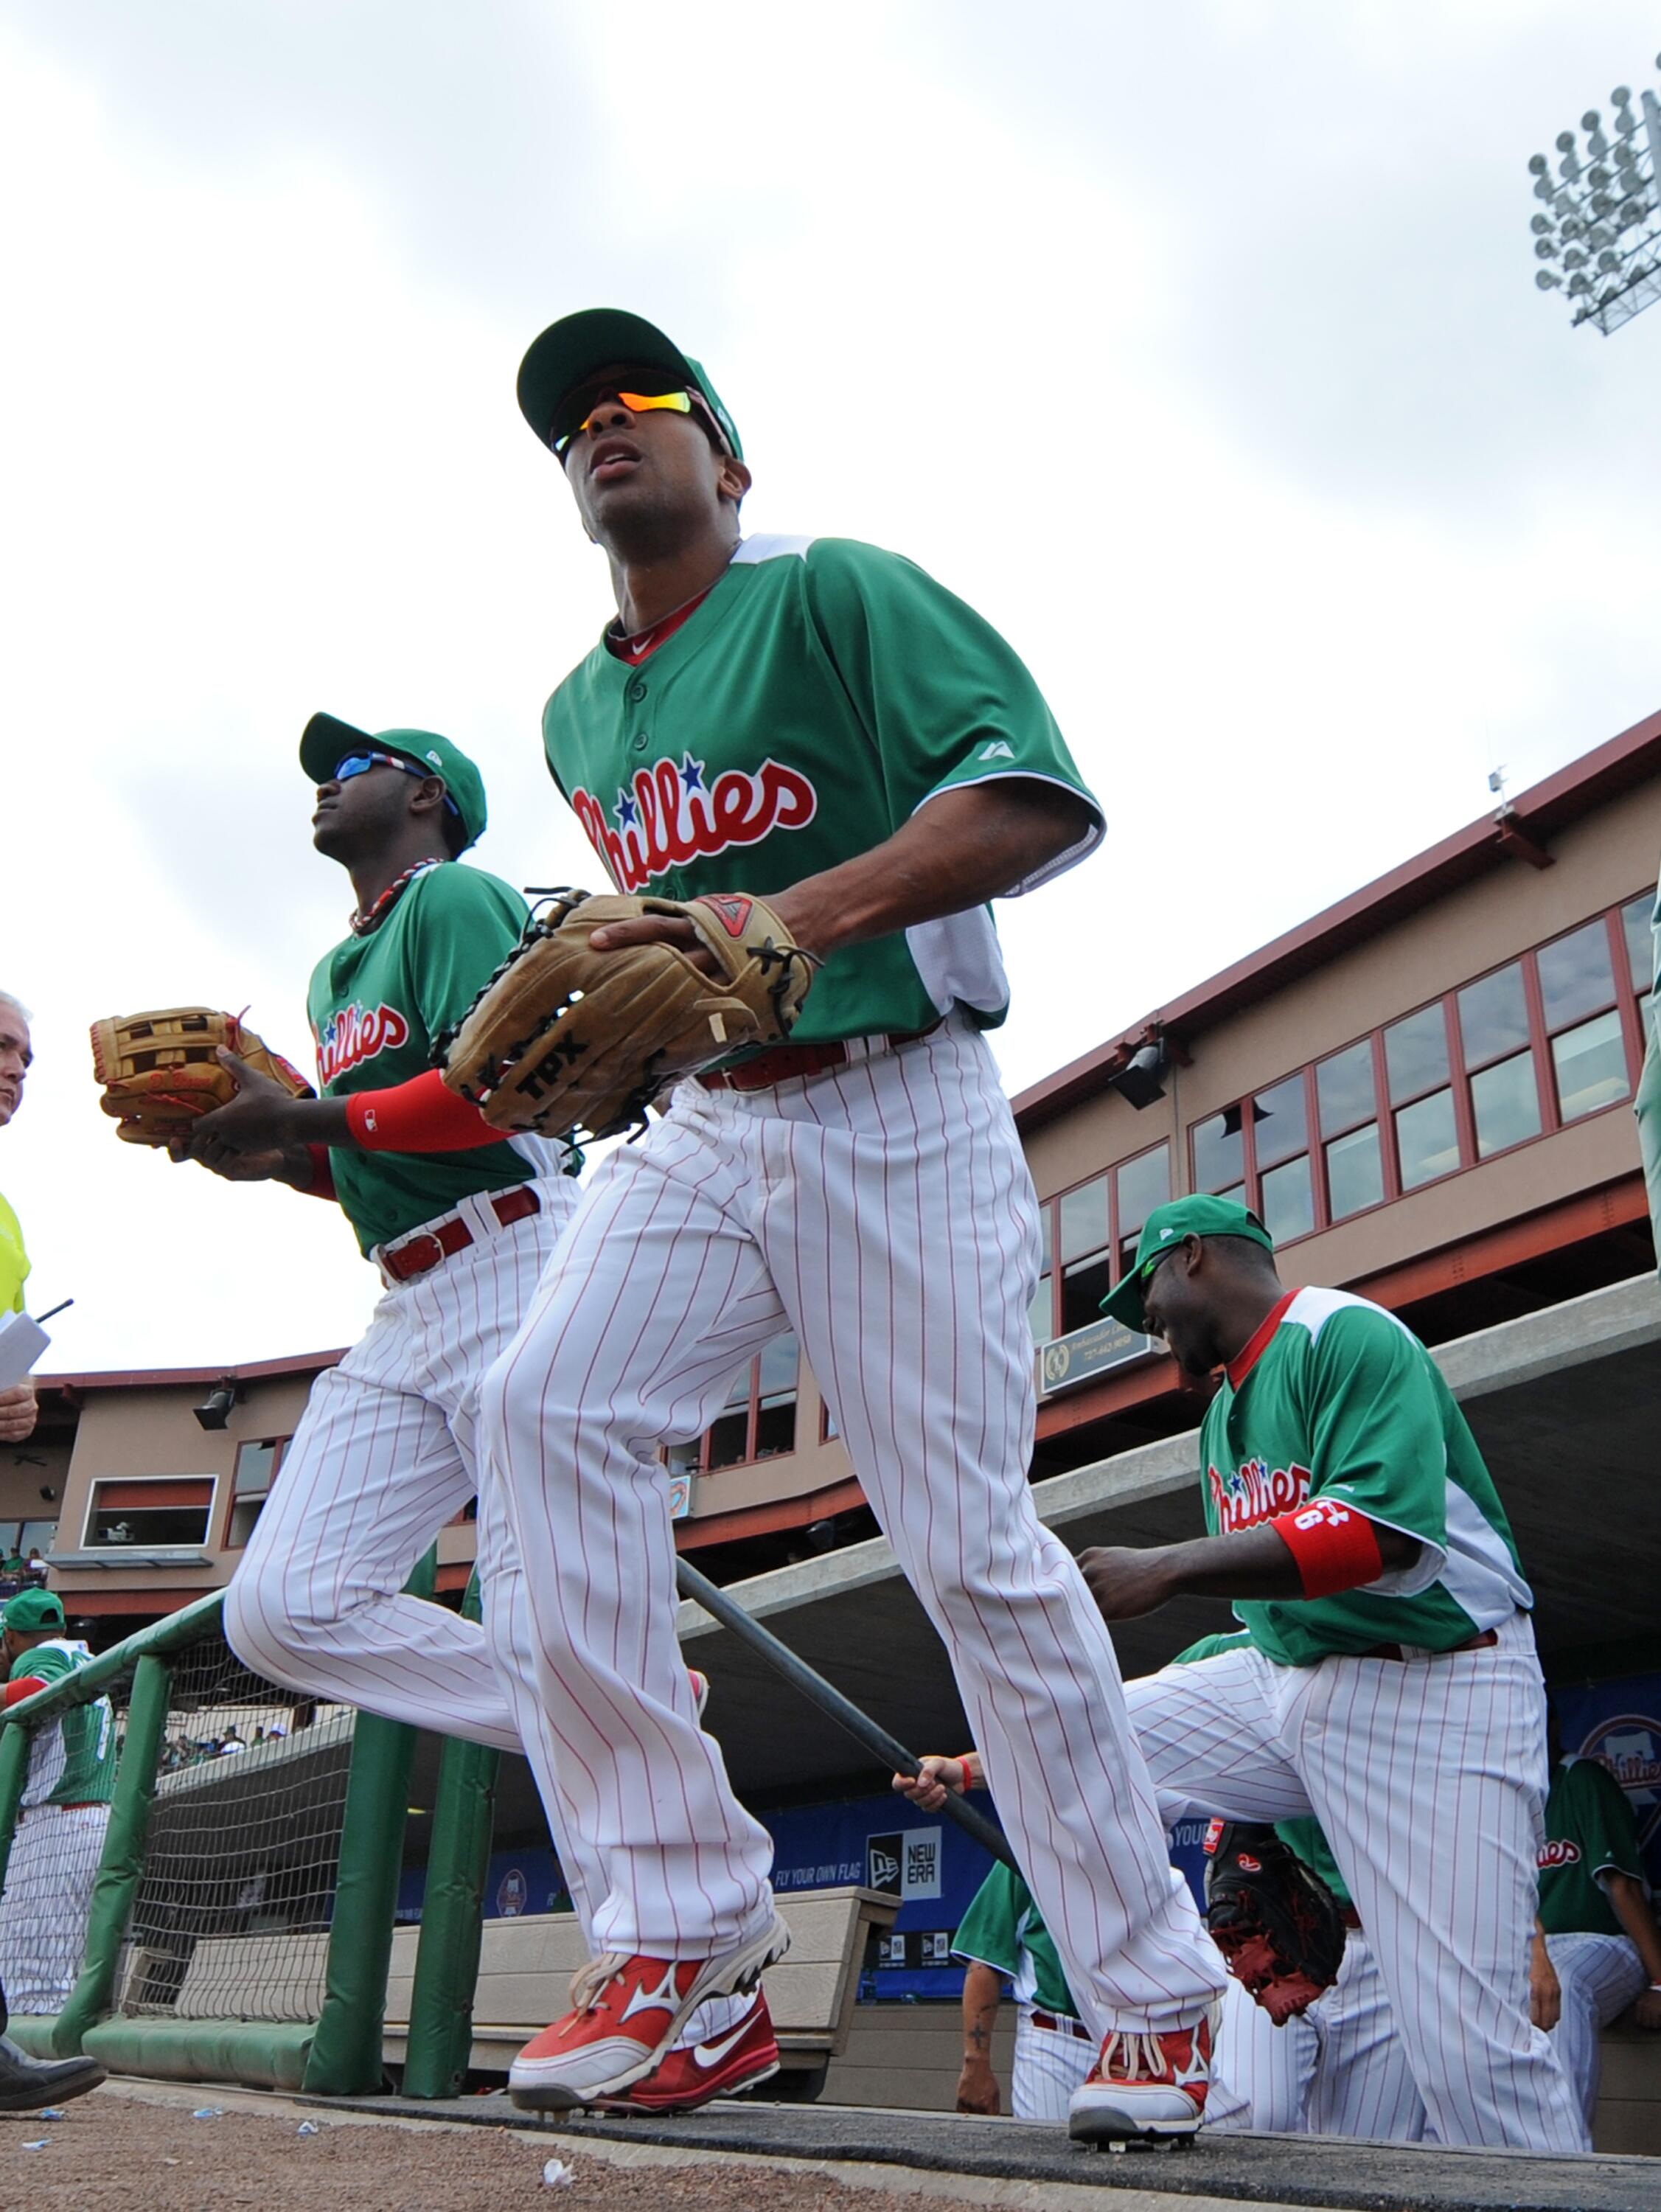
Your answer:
[91,1008,313,1148]
[1203,1819,1348,2023]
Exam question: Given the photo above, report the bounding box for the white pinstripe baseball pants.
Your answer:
[0,1803,109,2014]
[1125,1623,1586,2152]
[1545,1930,1646,2136]
[480,1021,1225,2032]
[1208,1933,1427,2140]
[223,1179,607,1926]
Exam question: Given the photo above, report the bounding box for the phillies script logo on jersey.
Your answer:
[571,752,817,892]
[1208,1455,1312,1534]
[315,1002,411,1085]
[1537,1839,1583,1869]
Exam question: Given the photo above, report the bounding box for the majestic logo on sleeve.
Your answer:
[571,753,817,892]
[315,1002,411,1085]
[1208,1457,1312,1534]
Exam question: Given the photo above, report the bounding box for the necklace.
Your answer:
[349,858,441,937]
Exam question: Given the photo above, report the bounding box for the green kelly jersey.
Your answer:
[308,863,563,1256]
[543,535,1104,1045]
[1172,1630,1353,1909]
[13,1641,118,1809]
[1537,1757,1648,1940]
[1200,1288,1530,1668]
[953,1860,1079,2020]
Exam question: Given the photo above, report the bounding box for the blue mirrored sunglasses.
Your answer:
[332,750,461,819]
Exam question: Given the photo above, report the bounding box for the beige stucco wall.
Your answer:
[51,1368,319,1604]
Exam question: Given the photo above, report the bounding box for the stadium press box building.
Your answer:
[21,703,1661,2138]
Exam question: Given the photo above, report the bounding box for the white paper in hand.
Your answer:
[0,1314,49,1389]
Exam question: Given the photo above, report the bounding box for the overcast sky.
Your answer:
[4,1,1659,1374]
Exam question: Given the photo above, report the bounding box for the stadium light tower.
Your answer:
[1528,58,1661,335]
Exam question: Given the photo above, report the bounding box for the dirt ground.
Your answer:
[3,2087,996,2212]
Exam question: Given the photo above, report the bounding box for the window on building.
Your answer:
[1057,1172,1112,1335]
[1622,890,1655,1042]
[1034,1144,1170,1343]
[701,1335,800,1472]
[1385,1002,1459,1192]
[1179,893,1651,1250]
[85,1479,215,1549]
[1252,1074,1314,1243]
[1192,1105,1245,1197]
[1316,1040,1384,1220]
[1455,961,1539,1159]
[1539,917,1629,1121]
[1115,1144,1170,1273]
[1028,1205,1056,1344]
[226,1439,288,1549]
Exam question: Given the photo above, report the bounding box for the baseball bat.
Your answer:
[675,1557,1018,1872]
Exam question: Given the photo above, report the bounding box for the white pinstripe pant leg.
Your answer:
[1284,1617,1585,2154]
[748,1025,1223,2034]
[1207,1972,1314,2131]
[481,1119,792,1960]
[1125,1649,1317,1830]
[0,1804,109,2014]
[1010,2011,1096,2122]
[1546,1931,1646,2136]
[1306,1932,1427,2142]
[223,1189,607,1933]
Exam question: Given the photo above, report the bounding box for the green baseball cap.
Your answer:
[1100,1194,1276,1332]
[516,307,743,462]
[4,1588,65,1632]
[299,714,487,854]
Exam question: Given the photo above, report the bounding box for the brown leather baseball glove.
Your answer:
[91,1008,313,1148]
[439,890,818,1141]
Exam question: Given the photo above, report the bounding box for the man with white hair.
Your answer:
[0,994,38,1446]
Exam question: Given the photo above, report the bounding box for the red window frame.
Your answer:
[1031,1140,1171,1344]
[223,1437,290,1551]
[1182,890,1653,1251]
[683,1340,801,1474]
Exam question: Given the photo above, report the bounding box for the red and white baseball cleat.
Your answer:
[1068,2007,1215,2143]
[593,1986,780,2112]
[507,1913,790,2112]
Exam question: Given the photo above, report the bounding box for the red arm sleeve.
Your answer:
[303,1146,338,1199]
[1269,1498,1385,1599]
[4,1677,49,1706]
[345,1069,505,1153]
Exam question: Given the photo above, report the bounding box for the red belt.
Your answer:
[699,1024,941,1093]
[1357,1627,1499,1663]
[1342,1906,1363,1930]
[1027,2009,1093,2042]
[381,1186,541,1283]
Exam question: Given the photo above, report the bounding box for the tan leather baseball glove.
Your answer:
[91,1008,313,1148]
[439,890,818,1141]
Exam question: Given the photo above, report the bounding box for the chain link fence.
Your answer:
[117,1632,354,2025]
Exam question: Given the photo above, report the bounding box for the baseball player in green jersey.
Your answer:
[1079,1192,1584,2152]
[954,1857,1096,2123]
[1536,1748,1661,2134]
[189,714,759,2109]
[453,306,1225,2128]
[0,1590,116,2015]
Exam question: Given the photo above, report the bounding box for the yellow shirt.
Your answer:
[0,1191,29,1314]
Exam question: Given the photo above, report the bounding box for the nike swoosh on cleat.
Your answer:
[692,2008,761,2069]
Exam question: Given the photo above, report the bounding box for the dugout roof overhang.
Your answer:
[647,1271,1661,1808]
